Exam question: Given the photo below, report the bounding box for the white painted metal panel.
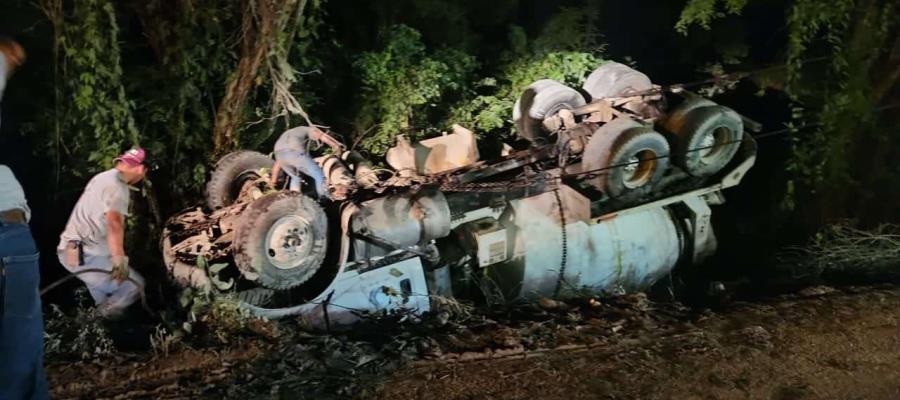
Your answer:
[245,257,430,327]
[512,191,682,298]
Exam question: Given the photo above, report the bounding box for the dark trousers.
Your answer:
[0,221,49,400]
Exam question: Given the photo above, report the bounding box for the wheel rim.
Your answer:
[264,215,314,270]
[699,127,730,164]
[622,150,657,189]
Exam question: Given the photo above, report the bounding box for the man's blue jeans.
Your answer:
[0,221,49,400]
[275,150,329,198]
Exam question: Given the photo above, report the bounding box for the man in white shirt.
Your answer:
[57,148,149,318]
[0,49,31,215]
[0,37,49,400]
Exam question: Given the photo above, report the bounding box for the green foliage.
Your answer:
[284,0,328,109]
[197,255,234,291]
[784,0,855,92]
[176,287,272,346]
[678,0,898,223]
[59,0,138,176]
[44,289,115,361]
[531,5,603,53]
[448,8,604,137]
[353,25,476,154]
[675,0,748,34]
[449,51,602,135]
[782,0,896,196]
[133,0,241,201]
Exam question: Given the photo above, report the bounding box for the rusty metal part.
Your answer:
[453,145,555,184]
[349,230,435,260]
[578,100,623,124]
[161,227,212,289]
[317,155,357,200]
[342,151,380,189]
[386,125,480,176]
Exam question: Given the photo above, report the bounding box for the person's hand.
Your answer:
[111,255,130,282]
[309,126,345,153]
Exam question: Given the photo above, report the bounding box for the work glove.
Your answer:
[111,255,130,282]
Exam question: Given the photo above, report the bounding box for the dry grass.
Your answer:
[781,222,900,278]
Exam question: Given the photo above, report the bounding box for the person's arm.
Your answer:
[309,127,345,153]
[106,209,127,276]
[270,160,282,188]
[106,209,130,282]
[106,210,126,258]
[103,181,131,281]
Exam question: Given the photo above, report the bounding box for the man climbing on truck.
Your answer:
[269,125,344,200]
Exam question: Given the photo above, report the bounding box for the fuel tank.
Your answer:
[444,185,711,300]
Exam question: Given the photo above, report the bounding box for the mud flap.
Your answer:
[681,197,716,264]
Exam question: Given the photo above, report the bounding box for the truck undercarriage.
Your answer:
[161,62,758,327]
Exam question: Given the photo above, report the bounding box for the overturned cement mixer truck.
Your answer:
[161,61,758,326]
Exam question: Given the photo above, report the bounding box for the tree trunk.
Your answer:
[212,0,278,154]
[872,36,900,103]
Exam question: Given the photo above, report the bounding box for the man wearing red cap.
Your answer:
[56,148,149,318]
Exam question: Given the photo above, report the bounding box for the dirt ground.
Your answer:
[381,285,900,400]
[47,284,900,400]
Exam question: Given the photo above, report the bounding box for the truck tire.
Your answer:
[233,192,328,290]
[667,105,743,177]
[583,118,670,197]
[582,61,653,100]
[206,151,274,210]
[659,97,716,134]
[236,287,275,306]
[513,79,586,142]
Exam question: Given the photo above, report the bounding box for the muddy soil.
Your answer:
[47,285,900,399]
[381,285,900,399]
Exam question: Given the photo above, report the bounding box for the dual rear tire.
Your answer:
[661,98,744,177]
[582,118,670,197]
[512,79,586,143]
[513,63,744,195]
